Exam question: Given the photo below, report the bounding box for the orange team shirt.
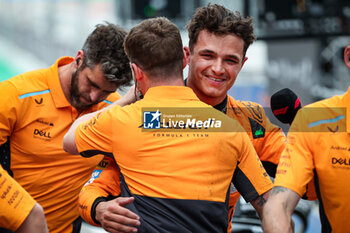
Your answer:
[0,57,120,233]
[75,86,273,232]
[0,165,36,231]
[78,94,285,229]
[275,87,350,233]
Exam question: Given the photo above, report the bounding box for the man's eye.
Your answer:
[226,59,237,64]
[202,54,212,58]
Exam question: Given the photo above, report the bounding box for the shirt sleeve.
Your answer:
[232,132,273,202]
[0,81,20,145]
[78,157,121,226]
[0,166,36,231]
[274,110,315,197]
[75,107,117,158]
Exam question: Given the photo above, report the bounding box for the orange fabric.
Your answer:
[75,86,272,230]
[0,57,120,233]
[225,96,285,232]
[275,87,350,233]
[0,166,36,231]
[226,96,286,166]
[78,157,120,226]
[79,95,281,229]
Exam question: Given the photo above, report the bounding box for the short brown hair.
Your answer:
[186,4,256,58]
[81,22,132,87]
[124,17,184,79]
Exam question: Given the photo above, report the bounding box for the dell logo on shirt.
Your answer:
[33,129,52,138]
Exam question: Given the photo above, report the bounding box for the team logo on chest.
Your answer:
[249,117,265,139]
[330,145,350,169]
[35,98,43,105]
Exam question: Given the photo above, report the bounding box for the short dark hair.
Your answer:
[186,4,256,58]
[81,22,132,87]
[124,17,184,79]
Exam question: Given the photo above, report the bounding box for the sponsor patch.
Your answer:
[84,170,102,186]
[249,117,265,139]
[97,160,110,169]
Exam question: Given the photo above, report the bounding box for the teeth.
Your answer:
[208,77,222,82]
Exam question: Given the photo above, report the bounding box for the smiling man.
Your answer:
[184,4,286,232]
[186,30,246,107]
[0,22,132,233]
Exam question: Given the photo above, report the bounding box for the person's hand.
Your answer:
[119,85,142,106]
[96,197,140,233]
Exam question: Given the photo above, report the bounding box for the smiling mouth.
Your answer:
[207,76,224,82]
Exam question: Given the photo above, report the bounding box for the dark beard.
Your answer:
[70,69,94,112]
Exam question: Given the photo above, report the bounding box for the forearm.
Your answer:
[262,200,294,233]
[261,187,299,233]
[250,190,270,221]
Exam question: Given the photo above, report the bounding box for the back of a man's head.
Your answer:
[186,4,256,57]
[82,22,132,87]
[124,17,184,80]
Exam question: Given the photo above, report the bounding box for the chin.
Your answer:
[204,90,224,98]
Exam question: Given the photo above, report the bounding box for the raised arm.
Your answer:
[63,85,139,155]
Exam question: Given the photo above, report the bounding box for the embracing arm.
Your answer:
[63,85,139,155]
[95,197,140,233]
[249,189,270,220]
[261,186,300,233]
[78,157,140,232]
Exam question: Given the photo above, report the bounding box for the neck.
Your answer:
[58,62,74,105]
[186,78,224,106]
[142,75,185,95]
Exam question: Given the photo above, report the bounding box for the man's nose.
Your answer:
[212,59,224,75]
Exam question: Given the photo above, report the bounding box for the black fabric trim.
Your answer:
[117,170,229,233]
[0,137,13,177]
[314,170,332,233]
[91,196,109,225]
[232,163,260,202]
[261,161,277,178]
[91,195,120,225]
[72,217,82,233]
[302,183,311,200]
[213,96,228,114]
[80,150,113,158]
[0,228,13,233]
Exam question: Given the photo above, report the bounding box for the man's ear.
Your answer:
[242,57,248,67]
[75,50,84,68]
[344,46,350,69]
[184,46,191,66]
[131,63,143,82]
